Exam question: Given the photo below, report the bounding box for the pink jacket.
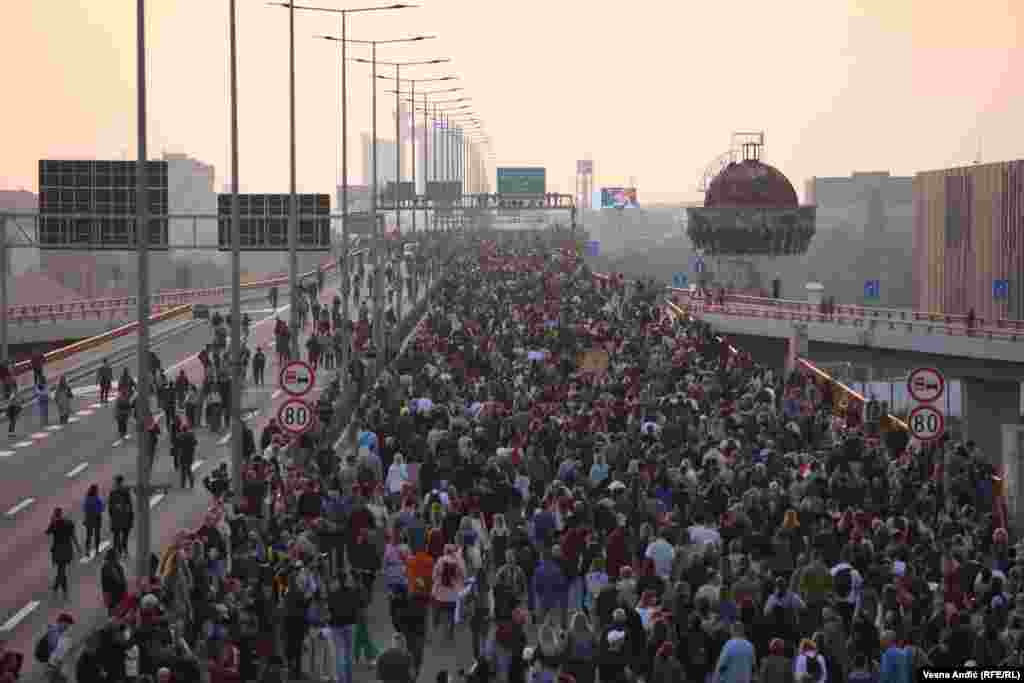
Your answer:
[431,551,466,604]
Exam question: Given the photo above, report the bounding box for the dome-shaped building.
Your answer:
[704,159,799,210]
[687,135,815,261]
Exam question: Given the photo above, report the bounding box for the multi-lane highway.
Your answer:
[0,270,429,677]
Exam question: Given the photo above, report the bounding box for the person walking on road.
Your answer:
[45,508,80,600]
[252,347,266,385]
[6,393,23,436]
[114,392,132,440]
[97,359,113,403]
[54,376,73,424]
[174,424,198,489]
[107,475,133,559]
[40,613,74,683]
[100,548,127,615]
[34,380,50,426]
[82,484,104,558]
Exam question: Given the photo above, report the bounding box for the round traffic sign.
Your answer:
[279,360,315,397]
[278,398,313,434]
[907,367,945,404]
[908,404,945,441]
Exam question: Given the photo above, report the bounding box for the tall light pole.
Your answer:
[228,0,243,495]
[294,3,418,376]
[134,0,153,583]
[322,33,435,364]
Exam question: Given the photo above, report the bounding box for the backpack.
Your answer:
[441,559,457,588]
[35,631,52,663]
[833,567,854,599]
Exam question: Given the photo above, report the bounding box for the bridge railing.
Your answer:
[665,288,1024,340]
[4,248,369,324]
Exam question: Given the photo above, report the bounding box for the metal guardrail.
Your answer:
[10,303,196,379]
[680,300,1024,342]
[666,288,1024,334]
[664,289,1024,341]
[4,247,369,324]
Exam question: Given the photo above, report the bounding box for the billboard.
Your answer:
[216,193,331,250]
[600,187,639,209]
[497,167,546,195]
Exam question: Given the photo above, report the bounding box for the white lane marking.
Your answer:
[0,601,41,632]
[149,493,165,508]
[80,539,112,564]
[272,389,283,399]
[217,434,231,446]
[191,459,205,472]
[30,432,49,440]
[5,498,35,517]
[0,451,14,458]
[45,425,63,432]
[67,462,89,478]
[90,403,103,409]
[76,410,94,417]
[68,417,80,424]
[12,441,33,448]
[112,439,123,448]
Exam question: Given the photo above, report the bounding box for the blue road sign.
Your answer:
[993,279,1010,299]
[694,257,706,274]
[585,240,600,257]
[673,272,689,289]
[864,279,880,299]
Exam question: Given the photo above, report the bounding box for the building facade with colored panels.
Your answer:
[913,160,1024,322]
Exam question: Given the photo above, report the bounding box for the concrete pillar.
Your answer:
[786,323,808,375]
[963,377,1021,464]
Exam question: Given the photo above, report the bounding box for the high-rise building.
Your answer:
[913,160,1024,321]
[164,152,217,250]
[361,134,398,187]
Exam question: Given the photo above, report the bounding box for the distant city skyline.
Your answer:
[2,1,1022,202]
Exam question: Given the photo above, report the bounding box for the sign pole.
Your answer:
[288,0,300,360]
[134,0,153,583]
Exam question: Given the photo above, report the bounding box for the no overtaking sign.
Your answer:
[279,360,315,397]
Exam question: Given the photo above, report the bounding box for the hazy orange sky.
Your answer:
[2,0,1022,203]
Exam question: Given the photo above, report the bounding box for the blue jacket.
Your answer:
[84,495,104,520]
[532,559,569,607]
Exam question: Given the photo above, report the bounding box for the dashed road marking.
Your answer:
[191,459,205,472]
[89,403,103,409]
[149,493,165,508]
[30,432,49,440]
[79,540,112,564]
[5,498,35,517]
[68,417,80,424]
[112,439,124,448]
[217,434,231,446]
[0,451,14,458]
[12,441,33,449]
[75,410,94,417]
[66,463,89,478]
[272,389,283,399]
[45,425,63,432]
[0,601,41,632]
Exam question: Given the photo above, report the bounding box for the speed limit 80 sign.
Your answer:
[908,404,945,442]
[278,398,313,434]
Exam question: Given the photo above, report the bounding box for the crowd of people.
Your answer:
[5,229,1017,683]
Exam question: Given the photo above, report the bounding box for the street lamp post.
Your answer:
[134,0,153,583]
[229,0,243,496]
[283,2,417,383]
